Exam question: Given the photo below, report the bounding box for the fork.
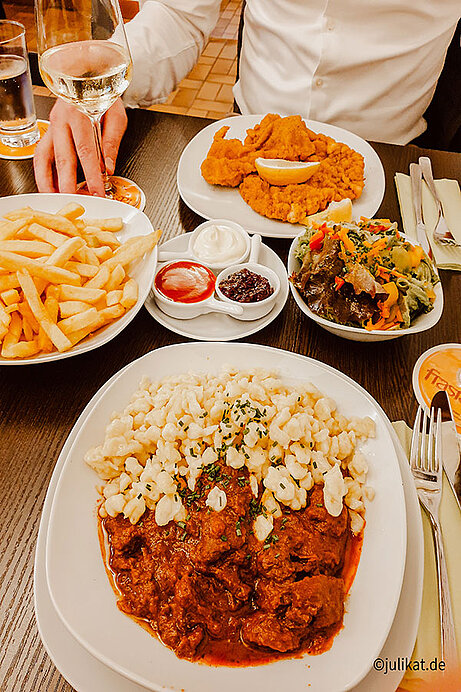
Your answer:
[410,406,459,667]
[419,156,460,247]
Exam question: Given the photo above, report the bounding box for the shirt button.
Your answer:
[327,19,335,31]
[315,78,323,87]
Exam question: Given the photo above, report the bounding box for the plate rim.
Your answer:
[144,234,289,341]
[45,342,407,692]
[0,193,157,365]
[177,114,386,240]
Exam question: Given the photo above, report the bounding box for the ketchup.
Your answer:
[155,261,216,303]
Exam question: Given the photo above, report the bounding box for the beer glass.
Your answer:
[0,20,40,147]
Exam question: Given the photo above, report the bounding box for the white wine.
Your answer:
[40,40,132,117]
[0,54,39,146]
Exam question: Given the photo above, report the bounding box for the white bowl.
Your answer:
[216,262,280,321]
[157,219,250,271]
[287,229,444,342]
[153,261,243,319]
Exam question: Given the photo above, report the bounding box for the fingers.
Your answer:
[102,99,128,176]
[52,121,78,194]
[33,99,106,196]
[33,128,58,193]
[71,118,106,197]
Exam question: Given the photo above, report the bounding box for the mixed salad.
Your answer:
[291,218,439,330]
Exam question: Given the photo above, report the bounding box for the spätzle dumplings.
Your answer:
[86,367,375,537]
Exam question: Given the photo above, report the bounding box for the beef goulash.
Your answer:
[86,368,375,664]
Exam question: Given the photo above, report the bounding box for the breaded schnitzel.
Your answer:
[200,114,365,223]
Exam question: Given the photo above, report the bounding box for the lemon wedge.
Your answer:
[304,198,353,225]
[255,158,321,186]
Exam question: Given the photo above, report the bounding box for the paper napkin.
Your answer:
[394,173,461,271]
[393,421,461,692]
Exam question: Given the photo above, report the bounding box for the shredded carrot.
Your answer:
[338,228,355,254]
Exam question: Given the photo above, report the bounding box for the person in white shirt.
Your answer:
[33,0,460,196]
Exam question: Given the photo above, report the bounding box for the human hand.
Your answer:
[33,97,128,196]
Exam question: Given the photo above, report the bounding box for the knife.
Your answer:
[431,390,461,513]
[409,162,432,259]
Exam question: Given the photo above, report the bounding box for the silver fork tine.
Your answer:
[410,406,422,470]
[428,407,435,473]
[434,408,442,474]
[420,408,428,471]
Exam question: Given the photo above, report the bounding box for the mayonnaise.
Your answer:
[193,224,247,264]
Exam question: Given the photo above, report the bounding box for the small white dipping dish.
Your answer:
[215,235,280,321]
[157,219,250,271]
[287,228,444,342]
[153,260,244,320]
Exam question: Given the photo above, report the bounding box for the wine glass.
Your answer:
[34,0,142,207]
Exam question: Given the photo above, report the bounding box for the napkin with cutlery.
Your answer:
[394,174,461,270]
[393,421,461,691]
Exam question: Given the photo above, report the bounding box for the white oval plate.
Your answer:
[34,364,422,692]
[45,342,407,692]
[144,235,289,341]
[0,193,158,364]
[287,229,444,342]
[177,115,385,239]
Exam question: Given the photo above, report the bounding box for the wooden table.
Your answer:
[0,96,460,692]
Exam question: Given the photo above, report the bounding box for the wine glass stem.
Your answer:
[90,114,112,194]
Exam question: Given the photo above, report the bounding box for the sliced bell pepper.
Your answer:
[309,229,325,251]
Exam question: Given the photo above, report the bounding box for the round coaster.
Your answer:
[412,343,461,434]
[76,176,146,211]
[0,119,49,160]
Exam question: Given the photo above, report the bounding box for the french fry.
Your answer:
[1,312,21,357]
[0,218,31,241]
[103,231,161,270]
[59,300,92,318]
[5,303,20,313]
[17,270,72,352]
[31,211,79,236]
[84,217,123,232]
[0,274,20,291]
[106,290,123,307]
[65,261,99,278]
[57,202,85,220]
[18,301,40,332]
[0,302,11,329]
[1,288,20,305]
[44,294,59,322]
[27,222,69,247]
[0,251,80,285]
[45,237,86,268]
[38,327,53,352]
[58,307,100,335]
[79,245,100,266]
[121,279,138,309]
[0,240,54,257]
[2,338,40,358]
[59,285,106,303]
[22,315,34,341]
[93,245,112,262]
[82,226,121,249]
[84,265,111,289]
[105,264,125,291]
[97,304,125,325]
[4,207,33,221]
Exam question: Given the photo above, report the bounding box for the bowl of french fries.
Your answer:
[0,194,161,364]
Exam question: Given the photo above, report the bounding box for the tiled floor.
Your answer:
[5,0,241,121]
